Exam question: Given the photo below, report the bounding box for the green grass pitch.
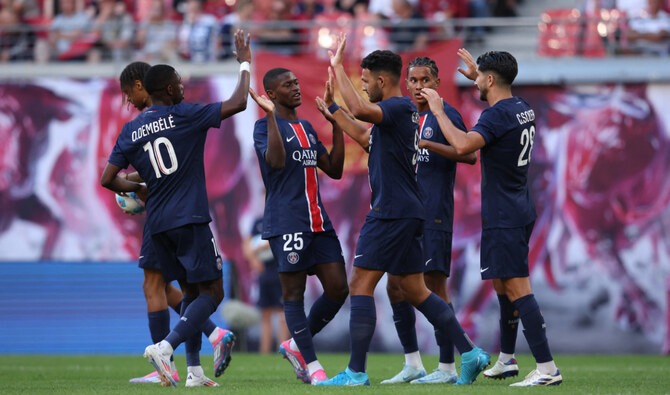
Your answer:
[1,353,668,394]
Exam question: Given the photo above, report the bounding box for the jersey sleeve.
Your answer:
[443,102,468,132]
[253,117,269,158]
[471,107,502,144]
[180,102,222,132]
[107,129,130,169]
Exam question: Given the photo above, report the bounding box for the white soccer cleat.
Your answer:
[185,373,220,387]
[380,365,426,384]
[509,369,563,386]
[410,368,458,384]
[143,343,177,387]
[129,369,180,384]
[483,357,519,379]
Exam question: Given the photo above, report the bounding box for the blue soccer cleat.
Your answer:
[455,347,490,385]
[316,367,370,386]
[213,329,235,377]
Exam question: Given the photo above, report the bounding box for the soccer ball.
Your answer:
[115,192,145,215]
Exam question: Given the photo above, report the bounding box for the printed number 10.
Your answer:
[143,137,179,178]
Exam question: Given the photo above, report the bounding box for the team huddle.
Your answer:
[100,29,562,388]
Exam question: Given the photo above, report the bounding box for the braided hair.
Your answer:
[119,61,151,89]
[407,57,439,78]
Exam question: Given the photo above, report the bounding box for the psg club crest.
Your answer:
[422,127,434,139]
[309,134,316,145]
[287,252,300,265]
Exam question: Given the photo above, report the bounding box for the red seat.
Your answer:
[537,8,606,57]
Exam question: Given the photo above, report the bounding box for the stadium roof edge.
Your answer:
[456,57,670,86]
[0,57,666,85]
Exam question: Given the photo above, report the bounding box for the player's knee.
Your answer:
[327,282,349,303]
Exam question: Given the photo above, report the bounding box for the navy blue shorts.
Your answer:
[268,230,344,273]
[138,222,166,272]
[151,223,223,284]
[423,229,452,277]
[480,221,534,280]
[257,262,283,309]
[354,216,424,275]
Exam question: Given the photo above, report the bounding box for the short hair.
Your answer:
[263,67,291,91]
[407,57,439,78]
[143,64,176,95]
[361,50,402,81]
[119,61,151,88]
[476,51,518,86]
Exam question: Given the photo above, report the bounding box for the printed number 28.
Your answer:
[517,126,535,167]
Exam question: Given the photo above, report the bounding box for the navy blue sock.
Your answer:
[514,294,553,363]
[284,300,317,364]
[148,309,170,344]
[391,301,418,354]
[202,320,217,338]
[416,293,472,354]
[179,297,201,367]
[308,294,343,336]
[437,303,455,364]
[166,294,218,351]
[348,295,376,373]
[498,294,519,354]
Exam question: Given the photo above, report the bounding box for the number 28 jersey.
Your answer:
[471,97,537,229]
[108,102,222,234]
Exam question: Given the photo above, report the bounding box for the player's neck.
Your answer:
[487,89,513,107]
[415,102,429,112]
[276,106,298,121]
[382,86,403,101]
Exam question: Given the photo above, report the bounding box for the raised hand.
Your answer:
[233,29,252,64]
[457,48,477,81]
[249,87,274,114]
[418,88,443,114]
[316,68,337,122]
[328,32,347,69]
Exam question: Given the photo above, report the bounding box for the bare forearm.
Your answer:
[265,114,285,168]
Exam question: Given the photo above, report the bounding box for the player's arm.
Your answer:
[220,29,251,119]
[421,88,484,155]
[317,64,371,150]
[329,33,383,125]
[100,162,149,201]
[124,171,143,182]
[419,139,477,165]
[250,87,285,169]
[313,72,344,179]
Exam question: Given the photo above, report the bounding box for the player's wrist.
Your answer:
[239,61,250,74]
[328,102,340,114]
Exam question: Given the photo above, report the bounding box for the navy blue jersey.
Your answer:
[416,102,467,231]
[108,102,222,234]
[368,96,424,219]
[253,116,333,238]
[471,97,537,229]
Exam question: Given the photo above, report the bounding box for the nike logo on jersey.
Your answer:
[294,327,306,335]
[425,259,432,266]
[480,267,489,273]
[354,254,363,259]
[286,135,295,142]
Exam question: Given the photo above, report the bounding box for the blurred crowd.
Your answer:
[0,0,667,64]
[0,0,520,63]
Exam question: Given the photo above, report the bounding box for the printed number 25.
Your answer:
[283,232,304,251]
[517,126,535,167]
